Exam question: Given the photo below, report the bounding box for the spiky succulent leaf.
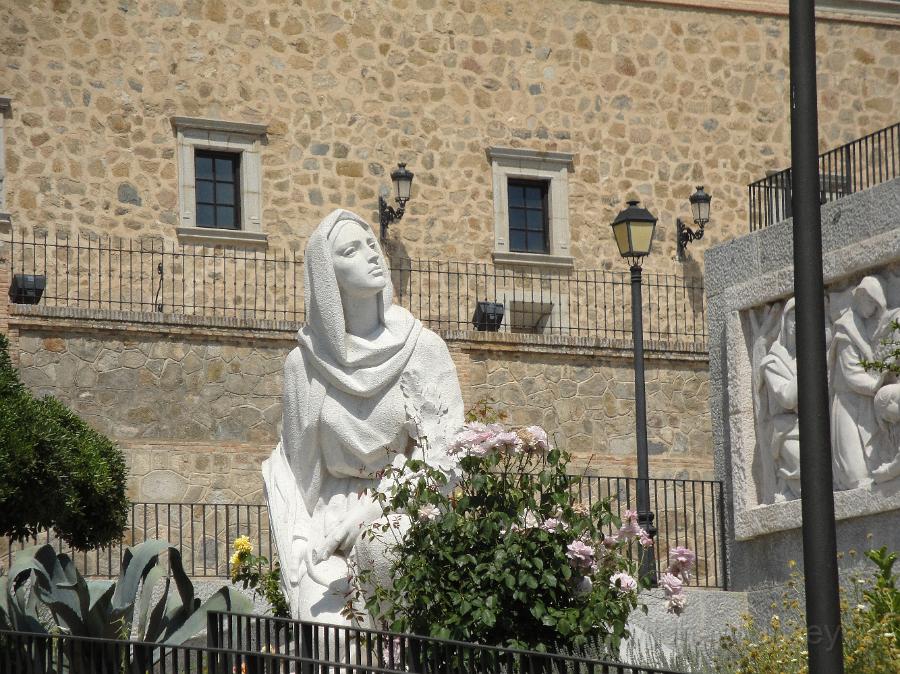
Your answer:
[159,585,252,646]
[135,563,167,641]
[0,572,45,633]
[111,540,169,614]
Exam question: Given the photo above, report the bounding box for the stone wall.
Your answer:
[448,333,712,478]
[6,307,713,503]
[1,0,898,273]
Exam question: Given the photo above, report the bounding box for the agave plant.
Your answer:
[0,540,252,644]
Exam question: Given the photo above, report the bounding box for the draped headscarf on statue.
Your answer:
[284,208,423,515]
[829,275,887,368]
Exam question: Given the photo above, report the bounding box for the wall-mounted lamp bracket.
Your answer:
[676,217,705,262]
[379,197,408,241]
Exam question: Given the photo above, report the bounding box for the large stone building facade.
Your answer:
[1,0,898,501]
[2,0,898,263]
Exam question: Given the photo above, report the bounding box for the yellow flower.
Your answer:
[234,536,253,555]
[230,552,241,567]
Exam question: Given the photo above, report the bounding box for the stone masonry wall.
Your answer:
[8,309,713,504]
[449,335,712,479]
[1,0,898,273]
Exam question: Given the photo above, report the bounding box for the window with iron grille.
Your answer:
[195,150,241,230]
[507,179,549,254]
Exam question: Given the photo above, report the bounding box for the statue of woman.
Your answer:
[828,276,887,490]
[262,209,464,623]
[760,298,801,500]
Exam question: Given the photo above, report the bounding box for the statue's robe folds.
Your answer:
[761,341,801,497]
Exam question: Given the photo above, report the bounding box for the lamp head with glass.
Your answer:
[610,200,658,268]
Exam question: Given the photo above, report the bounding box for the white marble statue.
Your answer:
[760,299,801,500]
[749,271,900,502]
[262,209,464,623]
[828,276,888,490]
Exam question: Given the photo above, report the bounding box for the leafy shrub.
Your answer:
[716,547,900,673]
[230,535,290,618]
[356,411,684,653]
[0,333,128,549]
[861,318,899,375]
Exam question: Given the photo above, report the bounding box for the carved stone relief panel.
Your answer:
[745,267,900,504]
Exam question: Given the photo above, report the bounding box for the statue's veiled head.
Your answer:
[780,298,796,352]
[303,209,396,363]
[853,276,886,320]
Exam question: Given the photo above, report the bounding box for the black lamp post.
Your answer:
[610,199,659,583]
[790,1,844,671]
[676,186,711,261]
[379,162,414,241]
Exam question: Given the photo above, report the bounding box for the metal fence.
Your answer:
[6,232,707,348]
[1,502,273,579]
[1,475,725,588]
[0,620,690,674]
[0,629,407,674]
[569,475,726,589]
[748,121,900,231]
[207,612,689,674]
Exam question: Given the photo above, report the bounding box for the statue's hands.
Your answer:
[311,527,347,565]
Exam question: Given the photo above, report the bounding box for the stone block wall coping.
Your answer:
[704,177,900,308]
[8,304,300,343]
[8,305,709,361]
[734,480,900,540]
[439,329,709,362]
[639,0,900,27]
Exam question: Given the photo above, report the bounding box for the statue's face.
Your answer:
[330,220,386,297]
[784,309,796,347]
[856,290,879,318]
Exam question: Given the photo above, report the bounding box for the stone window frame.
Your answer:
[0,97,11,227]
[172,116,268,246]
[487,147,575,270]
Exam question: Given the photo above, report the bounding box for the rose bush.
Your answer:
[355,410,688,653]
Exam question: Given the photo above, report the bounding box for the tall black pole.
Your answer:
[631,264,656,582]
[789,1,844,671]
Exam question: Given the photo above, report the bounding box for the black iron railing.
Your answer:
[0,621,690,674]
[0,629,408,674]
[1,502,273,579]
[207,612,689,674]
[6,232,707,348]
[748,121,900,231]
[570,475,726,589]
[1,476,726,588]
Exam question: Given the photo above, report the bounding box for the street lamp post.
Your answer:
[610,200,659,583]
[789,1,844,671]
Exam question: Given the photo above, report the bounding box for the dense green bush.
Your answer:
[0,333,129,549]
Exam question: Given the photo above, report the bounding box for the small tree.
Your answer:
[0,333,129,550]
